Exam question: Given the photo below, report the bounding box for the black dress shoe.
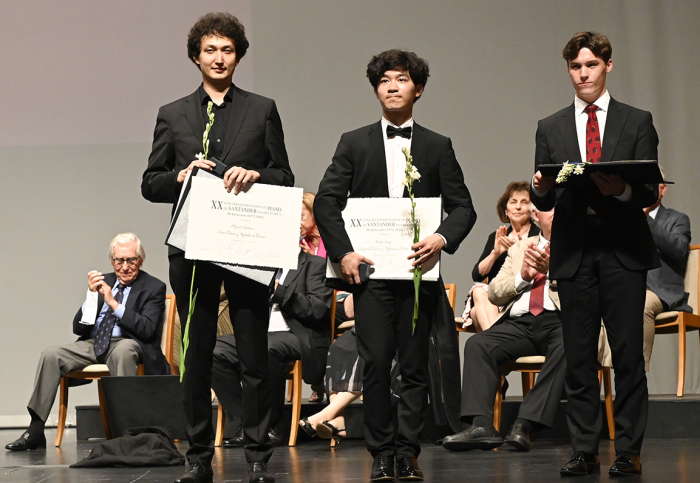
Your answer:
[503,422,533,452]
[222,430,245,448]
[442,425,503,451]
[174,462,213,483]
[396,456,424,481]
[370,455,395,481]
[249,462,275,482]
[266,428,283,447]
[5,430,46,451]
[560,452,599,476]
[609,455,641,477]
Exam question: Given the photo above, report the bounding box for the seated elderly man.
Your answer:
[443,208,564,452]
[212,249,332,447]
[5,232,168,452]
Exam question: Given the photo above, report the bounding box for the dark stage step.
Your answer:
[76,394,700,441]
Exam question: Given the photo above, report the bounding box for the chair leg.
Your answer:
[288,361,302,447]
[677,319,687,397]
[601,368,615,441]
[493,376,504,432]
[54,377,69,447]
[97,379,112,440]
[214,397,225,447]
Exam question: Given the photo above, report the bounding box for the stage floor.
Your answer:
[0,429,698,482]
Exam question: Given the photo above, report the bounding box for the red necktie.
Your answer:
[584,104,602,164]
[529,273,546,316]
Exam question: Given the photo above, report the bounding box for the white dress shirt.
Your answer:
[381,117,413,198]
[509,236,556,317]
[574,90,610,163]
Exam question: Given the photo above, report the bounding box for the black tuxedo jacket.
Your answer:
[141,85,294,253]
[647,205,692,311]
[73,271,168,375]
[314,121,477,263]
[532,98,660,279]
[270,252,333,385]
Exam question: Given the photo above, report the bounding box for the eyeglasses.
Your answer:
[112,257,140,267]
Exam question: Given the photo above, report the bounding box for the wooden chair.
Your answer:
[454,296,615,440]
[654,245,700,397]
[54,293,177,446]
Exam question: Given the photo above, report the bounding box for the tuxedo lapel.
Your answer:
[558,105,582,163]
[406,124,429,197]
[367,122,390,197]
[601,98,628,162]
[220,85,250,162]
[183,91,205,143]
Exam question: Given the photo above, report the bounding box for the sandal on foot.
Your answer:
[317,421,346,440]
[299,418,317,438]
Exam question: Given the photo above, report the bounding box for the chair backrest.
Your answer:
[444,283,457,310]
[161,294,178,375]
[685,245,700,315]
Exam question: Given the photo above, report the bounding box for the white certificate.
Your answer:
[327,197,442,281]
[185,176,302,270]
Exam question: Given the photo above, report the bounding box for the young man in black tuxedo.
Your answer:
[141,12,292,483]
[314,50,476,481]
[531,32,659,477]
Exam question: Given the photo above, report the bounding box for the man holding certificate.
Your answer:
[141,12,292,483]
[531,32,659,477]
[314,49,476,481]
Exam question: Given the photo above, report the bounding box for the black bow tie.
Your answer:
[386,125,412,139]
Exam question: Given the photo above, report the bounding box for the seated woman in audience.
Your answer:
[299,292,374,445]
[465,181,539,331]
[300,191,326,258]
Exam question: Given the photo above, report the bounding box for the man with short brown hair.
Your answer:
[531,31,659,477]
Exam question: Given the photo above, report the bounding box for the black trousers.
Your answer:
[558,246,647,456]
[460,311,566,428]
[211,332,302,435]
[353,279,439,458]
[169,254,272,465]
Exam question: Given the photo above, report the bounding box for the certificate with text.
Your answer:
[185,176,302,270]
[327,197,442,281]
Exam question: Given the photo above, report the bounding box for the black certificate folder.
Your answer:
[538,160,665,184]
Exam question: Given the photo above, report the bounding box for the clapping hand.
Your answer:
[520,242,550,282]
[494,226,515,255]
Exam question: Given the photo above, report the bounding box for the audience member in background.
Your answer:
[298,293,371,446]
[299,192,328,403]
[211,199,332,448]
[465,181,539,331]
[642,181,692,371]
[443,208,564,453]
[5,233,168,452]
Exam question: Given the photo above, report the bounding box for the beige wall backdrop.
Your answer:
[1,0,698,425]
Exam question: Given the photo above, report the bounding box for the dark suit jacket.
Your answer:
[270,252,332,385]
[73,271,168,375]
[141,84,293,254]
[532,98,660,279]
[314,121,477,263]
[647,205,692,311]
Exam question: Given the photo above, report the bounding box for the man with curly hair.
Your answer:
[314,49,476,481]
[142,12,292,483]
